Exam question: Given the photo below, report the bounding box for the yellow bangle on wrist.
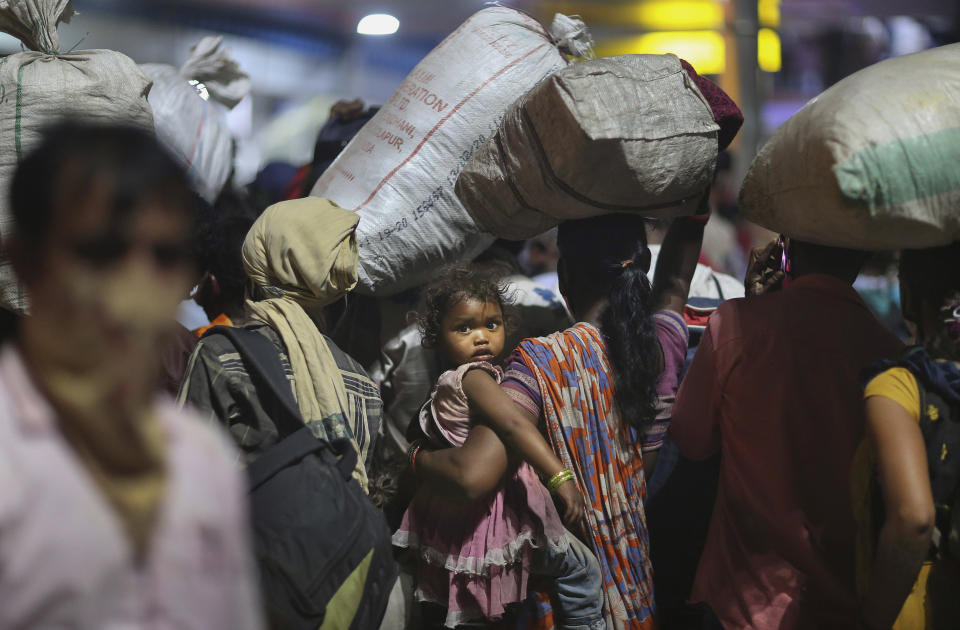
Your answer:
[547,469,575,492]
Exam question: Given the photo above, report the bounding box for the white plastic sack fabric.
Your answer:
[142,36,250,204]
[647,244,743,302]
[456,54,720,239]
[0,0,153,312]
[0,0,75,53]
[311,8,588,295]
[740,43,960,250]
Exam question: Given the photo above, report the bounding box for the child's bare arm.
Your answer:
[462,368,563,478]
[462,368,584,526]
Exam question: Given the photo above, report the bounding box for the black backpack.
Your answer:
[909,368,960,561]
[204,326,398,630]
[863,346,960,563]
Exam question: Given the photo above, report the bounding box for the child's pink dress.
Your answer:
[392,361,568,628]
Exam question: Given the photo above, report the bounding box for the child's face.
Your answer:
[438,297,506,366]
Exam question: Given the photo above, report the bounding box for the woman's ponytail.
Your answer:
[599,253,661,432]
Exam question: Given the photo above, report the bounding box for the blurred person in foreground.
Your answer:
[670,238,903,629]
[0,123,262,628]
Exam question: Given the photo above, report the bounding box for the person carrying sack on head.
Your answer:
[670,239,904,629]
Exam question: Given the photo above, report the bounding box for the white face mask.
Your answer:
[19,200,193,429]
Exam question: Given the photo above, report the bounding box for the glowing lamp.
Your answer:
[357,14,399,36]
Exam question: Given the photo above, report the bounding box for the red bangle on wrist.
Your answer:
[407,439,424,472]
[410,444,423,473]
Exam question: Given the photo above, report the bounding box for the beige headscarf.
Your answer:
[242,197,368,489]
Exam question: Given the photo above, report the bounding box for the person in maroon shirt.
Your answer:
[670,239,903,630]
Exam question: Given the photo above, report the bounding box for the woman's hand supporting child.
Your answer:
[462,367,585,530]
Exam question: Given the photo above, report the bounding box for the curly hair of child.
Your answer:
[414,264,515,349]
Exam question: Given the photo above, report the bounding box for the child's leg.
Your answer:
[529,531,606,630]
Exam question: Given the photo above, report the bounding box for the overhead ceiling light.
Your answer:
[357,14,399,36]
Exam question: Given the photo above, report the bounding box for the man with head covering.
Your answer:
[178,197,382,491]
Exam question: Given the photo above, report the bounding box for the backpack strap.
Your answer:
[711,273,725,301]
[248,426,324,490]
[201,325,359,485]
[247,426,356,490]
[203,325,304,438]
[915,378,960,554]
[861,345,924,391]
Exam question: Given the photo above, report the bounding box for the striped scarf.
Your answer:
[517,323,655,630]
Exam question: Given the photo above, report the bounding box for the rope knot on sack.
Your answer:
[0,0,76,55]
[549,13,594,59]
[178,35,251,109]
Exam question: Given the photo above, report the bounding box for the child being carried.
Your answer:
[394,265,605,630]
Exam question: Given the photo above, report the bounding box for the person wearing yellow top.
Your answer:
[855,243,960,630]
[858,367,932,630]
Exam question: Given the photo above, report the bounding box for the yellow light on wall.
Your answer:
[758,0,781,28]
[634,1,724,30]
[543,1,723,29]
[594,31,726,75]
[758,28,781,72]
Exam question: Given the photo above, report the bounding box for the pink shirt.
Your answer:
[418,361,502,446]
[670,275,902,630]
[0,345,264,629]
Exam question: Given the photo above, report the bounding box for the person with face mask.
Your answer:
[0,122,263,629]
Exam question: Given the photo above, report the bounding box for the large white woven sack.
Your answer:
[311,8,587,295]
[740,43,960,250]
[456,54,719,239]
[0,0,154,312]
[142,36,250,204]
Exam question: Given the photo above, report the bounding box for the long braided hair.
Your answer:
[558,213,661,432]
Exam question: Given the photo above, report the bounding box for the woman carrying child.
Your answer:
[393,266,605,630]
[411,205,709,630]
